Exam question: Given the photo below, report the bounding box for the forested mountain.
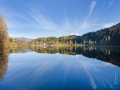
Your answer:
[30,23,120,46]
[79,23,120,46]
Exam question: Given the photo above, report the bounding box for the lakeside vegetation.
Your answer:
[9,38,28,47]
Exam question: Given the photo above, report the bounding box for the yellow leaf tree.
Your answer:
[0,14,9,53]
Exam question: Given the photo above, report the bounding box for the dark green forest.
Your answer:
[30,23,120,46]
[80,23,120,45]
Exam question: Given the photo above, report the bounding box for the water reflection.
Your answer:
[0,48,9,81]
[9,46,120,67]
[9,47,30,53]
[29,46,120,67]
[0,46,120,90]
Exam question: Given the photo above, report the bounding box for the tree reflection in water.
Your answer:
[0,48,9,81]
[29,46,120,67]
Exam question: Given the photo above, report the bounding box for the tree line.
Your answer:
[30,23,120,46]
[9,38,28,47]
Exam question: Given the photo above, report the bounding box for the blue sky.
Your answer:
[0,0,120,38]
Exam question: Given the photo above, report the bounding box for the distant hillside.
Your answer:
[10,37,33,42]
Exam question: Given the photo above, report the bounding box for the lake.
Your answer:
[0,46,120,90]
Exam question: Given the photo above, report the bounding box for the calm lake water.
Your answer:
[0,46,120,90]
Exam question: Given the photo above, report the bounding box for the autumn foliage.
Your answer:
[0,15,9,53]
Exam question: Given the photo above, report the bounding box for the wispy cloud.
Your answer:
[98,0,114,16]
[0,0,98,34]
[70,33,81,36]
[76,0,96,30]
[0,0,117,38]
[105,0,114,11]
[84,1,96,23]
[102,22,117,28]
[30,9,60,31]
[89,1,96,18]
[109,0,114,5]
[0,2,61,32]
